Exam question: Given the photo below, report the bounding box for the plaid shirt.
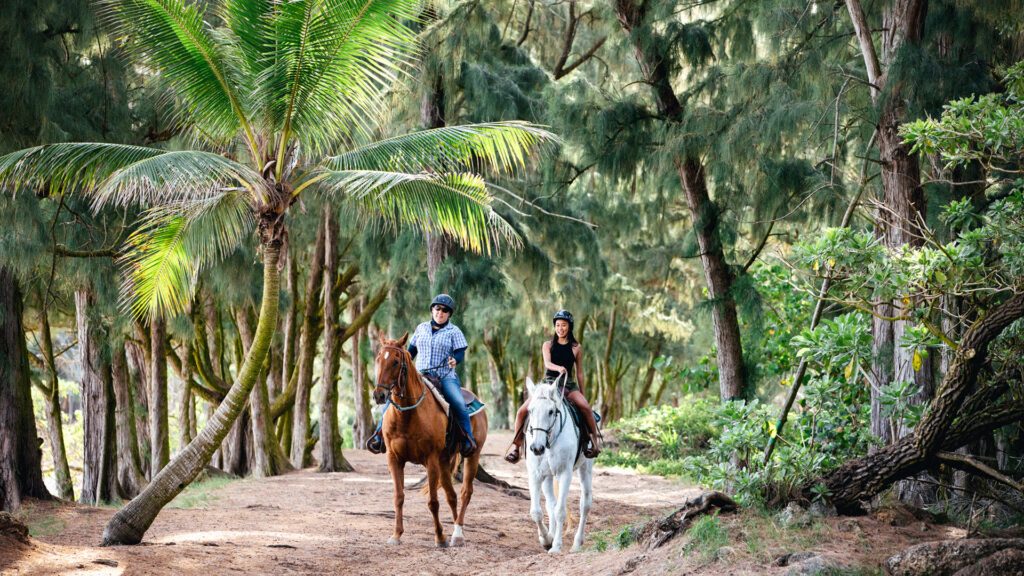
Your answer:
[410,321,468,375]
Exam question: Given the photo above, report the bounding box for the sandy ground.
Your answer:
[1,431,966,576]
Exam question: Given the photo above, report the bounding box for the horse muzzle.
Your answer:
[373,389,387,405]
[530,440,546,456]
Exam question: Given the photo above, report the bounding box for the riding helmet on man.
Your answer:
[431,293,456,313]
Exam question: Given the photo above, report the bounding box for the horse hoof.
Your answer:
[571,545,582,553]
[435,539,448,549]
[449,535,465,547]
[547,547,561,555]
[387,537,401,546]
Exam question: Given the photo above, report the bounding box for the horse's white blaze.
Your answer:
[524,382,595,554]
[384,351,390,359]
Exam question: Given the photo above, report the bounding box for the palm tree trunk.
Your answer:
[237,306,291,478]
[177,339,194,452]
[290,218,327,468]
[1,266,51,511]
[103,242,283,545]
[319,210,354,472]
[37,297,74,500]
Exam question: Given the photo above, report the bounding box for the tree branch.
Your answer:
[938,451,1024,494]
[844,0,883,102]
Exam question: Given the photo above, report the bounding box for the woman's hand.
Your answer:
[447,356,457,369]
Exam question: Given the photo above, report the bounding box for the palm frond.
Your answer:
[96,0,258,154]
[312,168,520,254]
[120,190,256,319]
[0,143,164,197]
[93,150,270,210]
[269,0,422,157]
[322,122,559,176]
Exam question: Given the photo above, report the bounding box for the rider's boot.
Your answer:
[573,395,603,459]
[504,407,528,464]
[460,432,478,458]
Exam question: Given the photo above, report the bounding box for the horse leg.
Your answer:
[528,469,550,549]
[450,452,478,547]
[572,460,594,552]
[440,458,461,546]
[548,468,573,554]
[426,458,447,548]
[387,456,405,545]
[540,474,557,549]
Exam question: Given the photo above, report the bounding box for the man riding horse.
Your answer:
[367,293,478,457]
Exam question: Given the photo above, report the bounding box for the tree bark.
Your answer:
[103,240,283,545]
[279,250,299,400]
[319,210,354,472]
[75,287,117,504]
[237,306,291,478]
[289,217,327,468]
[125,335,151,477]
[350,297,374,446]
[111,342,146,499]
[1,267,51,511]
[149,317,169,475]
[177,339,194,452]
[36,297,74,500]
[811,293,1024,513]
[613,0,747,400]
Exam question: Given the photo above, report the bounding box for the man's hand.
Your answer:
[447,356,457,369]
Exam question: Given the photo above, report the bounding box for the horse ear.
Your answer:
[397,331,409,347]
[526,377,536,397]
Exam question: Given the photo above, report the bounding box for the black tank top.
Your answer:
[545,340,575,380]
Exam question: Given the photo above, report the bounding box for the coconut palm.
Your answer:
[0,0,554,545]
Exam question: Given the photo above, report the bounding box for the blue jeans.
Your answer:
[437,373,474,445]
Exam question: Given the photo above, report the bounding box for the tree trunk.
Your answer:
[280,250,299,401]
[484,330,510,429]
[177,339,194,452]
[350,297,373,447]
[811,293,1024,512]
[613,0,747,400]
[319,210,354,472]
[111,342,146,499]
[76,287,117,504]
[149,317,169,475]
[290,217,327,468]
[636,340,662,409]
[1,267,51,511]
[36,297,74,500]
[125,337,151,478]
[103,240,283,545]
[237,307,291,479]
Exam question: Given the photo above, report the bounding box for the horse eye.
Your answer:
[548,409,554,416]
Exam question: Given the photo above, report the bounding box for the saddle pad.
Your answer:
[420,376,485,417]
[564,400,601,461]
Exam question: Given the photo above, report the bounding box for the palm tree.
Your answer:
[0,0,554,545]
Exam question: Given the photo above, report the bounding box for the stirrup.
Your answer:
[366,432,386,455]
[504,444,521,464]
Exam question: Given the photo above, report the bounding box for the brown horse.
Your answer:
[372,333,488,547]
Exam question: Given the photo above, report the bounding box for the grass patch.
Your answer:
[589,529,611,552]
[25,514,65,538]
[685,514,728,561]
[167,476,237,509]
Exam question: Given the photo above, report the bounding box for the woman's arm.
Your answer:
[574,343,586,393]
[542,340,565,373]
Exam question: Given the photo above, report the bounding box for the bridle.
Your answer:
[375,345,426,412]
[527,373,569,450]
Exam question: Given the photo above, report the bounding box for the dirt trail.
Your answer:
[3,431,698,576]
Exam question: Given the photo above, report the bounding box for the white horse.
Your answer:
[524,377,594,553]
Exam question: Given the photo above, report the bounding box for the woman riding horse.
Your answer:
[505,309,602,464]
[367,293,478,457]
